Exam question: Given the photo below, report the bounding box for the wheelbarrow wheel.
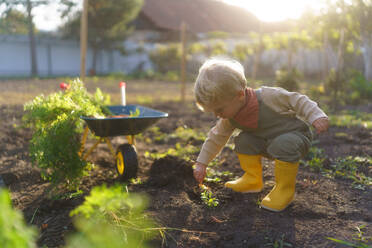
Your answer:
[116,144,138,181]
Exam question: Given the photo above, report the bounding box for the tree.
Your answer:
[0,9,30,34]
[316,0,358,107]
[61,0,143,74]
[348,0,372,80]
[0,0,75,76]
[272,31,313,71]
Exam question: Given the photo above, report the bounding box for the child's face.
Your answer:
[208,90,245,119]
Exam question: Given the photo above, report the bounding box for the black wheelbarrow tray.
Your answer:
[80,104,168,181]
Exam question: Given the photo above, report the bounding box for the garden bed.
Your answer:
[0,79,371,247]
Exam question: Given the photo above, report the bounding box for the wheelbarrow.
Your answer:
[80,104,168,181]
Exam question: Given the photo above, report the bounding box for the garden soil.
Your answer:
[0,81,371,248]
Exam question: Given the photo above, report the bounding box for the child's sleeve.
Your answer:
[196,118,235,166]
[262,87,328,125]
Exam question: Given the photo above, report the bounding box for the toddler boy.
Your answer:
[193,58,329,212]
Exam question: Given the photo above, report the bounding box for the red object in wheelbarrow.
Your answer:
[80,104,168,181]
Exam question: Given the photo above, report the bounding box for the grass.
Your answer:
[327,225,372,248]
[329,110,372,129]
[0,76,195,105]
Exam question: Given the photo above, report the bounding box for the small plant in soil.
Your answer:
[68,184,160,247]
[200,185,219,208]
[303,146,371,190]
[327,228,372,248]
[23,79,110,192]
[265,234,293,248]
[327,156,372,190]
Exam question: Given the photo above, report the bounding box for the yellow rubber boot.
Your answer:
[261,160,299,212]
[225,154,263,193]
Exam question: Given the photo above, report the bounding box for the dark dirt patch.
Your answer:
[0,97,371,247]
[146,156,197,190]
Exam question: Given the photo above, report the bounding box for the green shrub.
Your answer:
[23,79,110,191]
[348,70,372,103]
[232,42,253,62]
[188,42,208,55]
[68,185,158,247]
[324,69,347,107]
[207,41,228,56]
[0,189,38,248]
[149,43,182,74]
[275,68,302,91]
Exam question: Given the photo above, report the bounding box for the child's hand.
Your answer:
[312,117,329,134]
[193,162,207,184]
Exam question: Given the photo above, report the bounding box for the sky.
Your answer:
[12,0,325,31]
[222,0,325,22]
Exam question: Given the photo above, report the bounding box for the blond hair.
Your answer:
[194,58,247,111]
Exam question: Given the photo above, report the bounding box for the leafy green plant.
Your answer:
[205,161,233,183]
[0,189,38,248]
[23,79,110,191]
[302,146,325,172]
[68,184,160,248]
[200,189,219,208]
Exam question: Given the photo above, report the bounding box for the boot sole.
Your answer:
[241,188,263,193]
[260,204,286,212]
[260,199,293,212]
[225,186,263,193]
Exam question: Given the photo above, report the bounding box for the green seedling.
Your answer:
[302,146,325,172]
[353,225,372,244]
[326,156,372,190]
[200,188,219,208]
[265,234,293,248]
[205,166,233,183]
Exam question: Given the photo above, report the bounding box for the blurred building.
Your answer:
[0,0,362,78]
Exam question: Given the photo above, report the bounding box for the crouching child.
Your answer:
[193,58,329,212]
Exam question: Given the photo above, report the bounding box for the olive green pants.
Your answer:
[234,131,312,163]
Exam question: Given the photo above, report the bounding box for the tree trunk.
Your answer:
[361,33,372,81]
[91,46,98,75]
[323,32,330,80]
[252,51,260,80]
[26,0,37,77]
[336,29,345,73]
[287,41,293,71]
[332,29,345,110]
